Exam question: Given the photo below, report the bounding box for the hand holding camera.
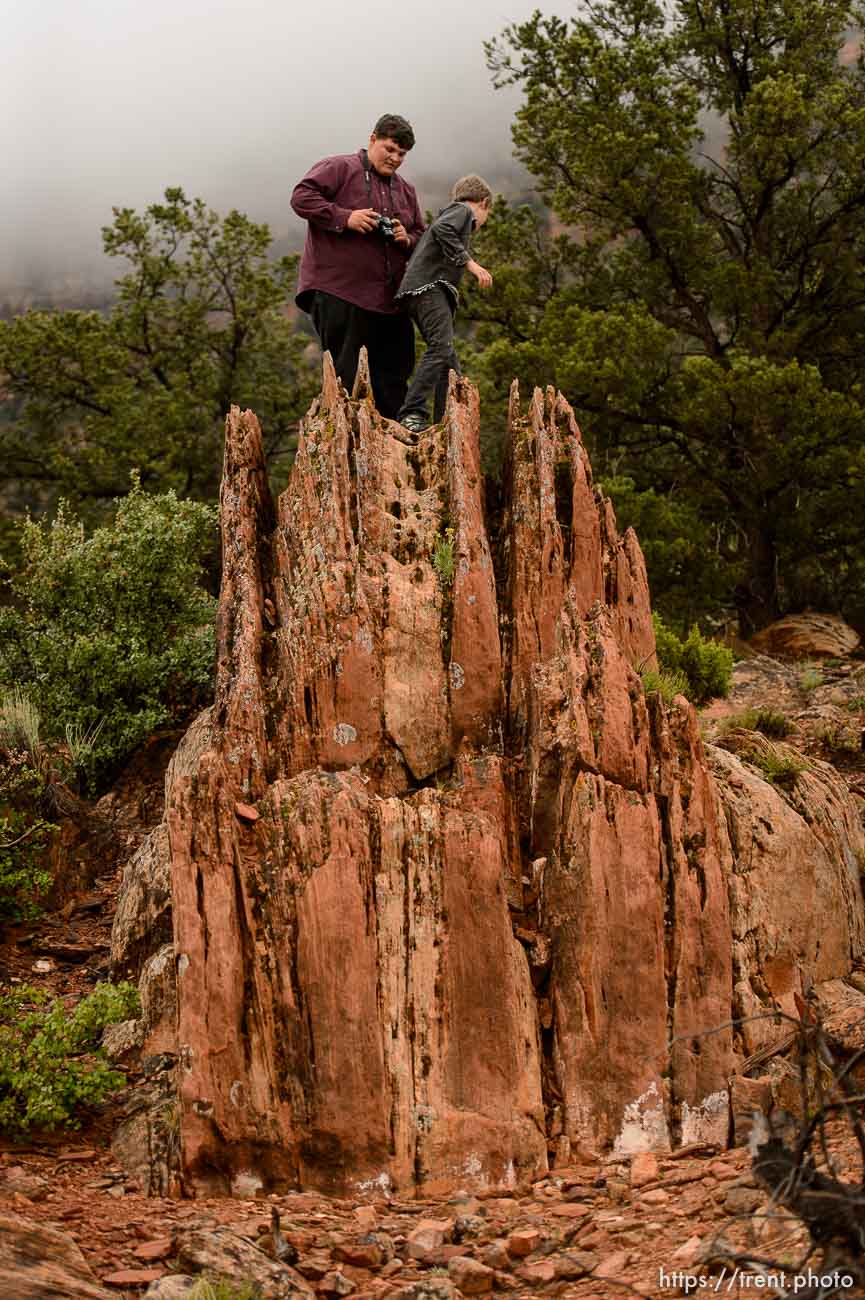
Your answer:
[347,208,380,233]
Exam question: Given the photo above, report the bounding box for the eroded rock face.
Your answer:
[154,362,864,1195]
[503,389,732,1154]
[709,739,865,1055]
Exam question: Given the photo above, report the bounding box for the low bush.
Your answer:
[0,981,139,1134]
[751,748,807,788]
[720,707,791,739]
[0,479,218,786]
[652,614,733,705]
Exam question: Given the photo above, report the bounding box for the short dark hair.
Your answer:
[452,174,493,205]
[373,114,415,150]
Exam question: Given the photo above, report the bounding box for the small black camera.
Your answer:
[377,215,396,241]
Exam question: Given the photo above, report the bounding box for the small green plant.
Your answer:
[817,724,859,753]
[720,707,791,738]
[641,668,690,705]
[186,1280,262,1300]
[0,689,43,770]
[0,981,140,1134]
[751,748,807,788]
[846,696,865,712]
[432,527,456,586]
[652,614,733,705]
[0,756,55,921]
[63,717,107,777]
[799,665,824,692]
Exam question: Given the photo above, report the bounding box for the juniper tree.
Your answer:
[0,188,316,516]
[479,0,865,632]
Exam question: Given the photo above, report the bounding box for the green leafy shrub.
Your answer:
[0,981,140,1133]
[0,754,55,921]
[0,480,217,784]
[652,614,733,705]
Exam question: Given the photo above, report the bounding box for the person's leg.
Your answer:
[308,291,366,394]
[432,299,460,423]
[397,289,458,424]
[365,311,416,419]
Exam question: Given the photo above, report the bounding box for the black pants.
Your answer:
[398,287,460,424]
[308,291,415,420]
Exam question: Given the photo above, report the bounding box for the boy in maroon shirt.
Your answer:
[291,114,426,419]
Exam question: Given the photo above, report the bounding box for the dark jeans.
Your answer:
[398,287,460,424]
[308,290,415,420]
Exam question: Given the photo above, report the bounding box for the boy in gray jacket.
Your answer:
[396,175,493,432]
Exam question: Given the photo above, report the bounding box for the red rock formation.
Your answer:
[168,362,544,1196]
[162,361,861,1196]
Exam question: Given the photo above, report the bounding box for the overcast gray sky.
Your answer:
[2,0,555,294]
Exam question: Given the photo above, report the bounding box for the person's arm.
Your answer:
[291,156,375,234]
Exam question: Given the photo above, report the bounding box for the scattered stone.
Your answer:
[507,1228,541,1258]
[549,1202,591,1218]
[332,1241,383,1268]
[629,1152,659,1188]
[672,1235,704,1266]
[133,1239,174,1262]
[453,1214,486,1241]
[234,801,259,822]
[555,1251,599,1279]
[0,1167,50,1201]
[406,1219,453,1261]
[640,1188,669,1206]
[320,1270,356,1297]
[479,1239,510,1270]
[517,1259,558,1285]
[595,1249,631,1278]
[447,1255,494,1294]
[724,1186,763,1216]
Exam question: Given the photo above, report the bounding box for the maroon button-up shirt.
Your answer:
[291,150,426,315]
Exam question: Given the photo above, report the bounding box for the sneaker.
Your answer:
[401,414,430,433]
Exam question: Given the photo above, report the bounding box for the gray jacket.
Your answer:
[395,201,475,303]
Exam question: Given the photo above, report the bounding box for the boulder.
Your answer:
[750,612,860,659]
[0,1212,115,1299]
[174,1224,315,1298]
